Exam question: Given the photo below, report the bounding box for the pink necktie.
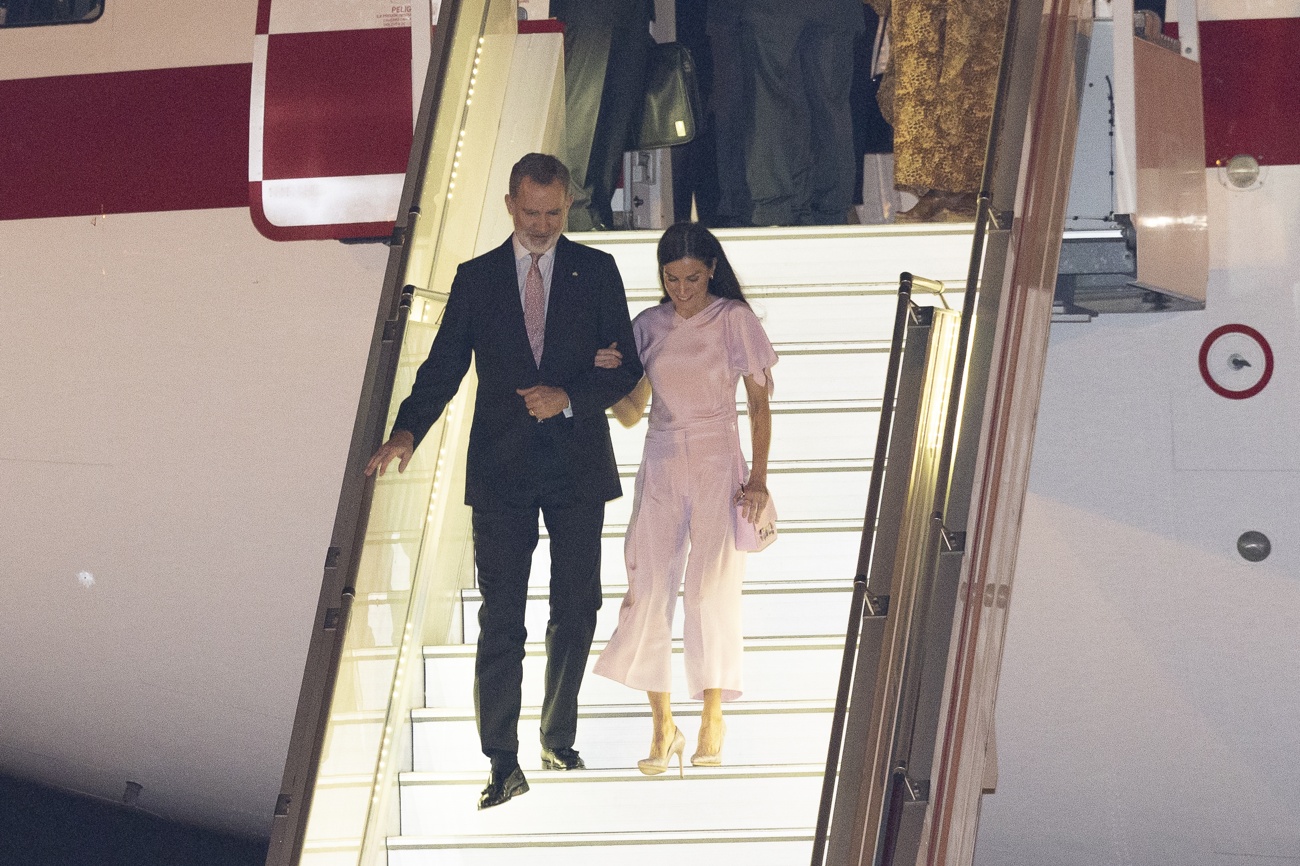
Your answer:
[524,252,545,365]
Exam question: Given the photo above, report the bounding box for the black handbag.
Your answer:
[636,42,702,150]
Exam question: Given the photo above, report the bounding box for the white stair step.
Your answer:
[423,637,845,709]
[397,765,824,837]
[530,526,864,589]
[387,829,814,866]
[598,460,869,530]
[382,229,968,861]
[410,699,835,772]
[458,580,852,644]
[585,225,976,294]
[763,346,888,401]
[317,711,385,777]
[611,400,882,466]
[628,296,906,346]
[743,293,907,344]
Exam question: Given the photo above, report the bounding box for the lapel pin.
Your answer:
[571,271,579,277]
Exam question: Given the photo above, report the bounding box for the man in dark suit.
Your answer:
[366,153,643,809]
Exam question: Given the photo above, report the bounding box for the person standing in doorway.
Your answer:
[553,0,655,231]
[739,0,865,226]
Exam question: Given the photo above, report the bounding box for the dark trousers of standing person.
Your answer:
[555,0,654,231]
[740,0,863,226]
[671,0,721,225]
[707,0,753,227]
[850,3,893,206]
[471,438,605,772]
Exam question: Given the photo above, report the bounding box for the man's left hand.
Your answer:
[517,385,570,421]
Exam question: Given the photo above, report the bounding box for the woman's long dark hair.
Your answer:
[656,222,748,306]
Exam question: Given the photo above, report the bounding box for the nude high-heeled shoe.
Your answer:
[637,727,685,778]
[691,719,726,767]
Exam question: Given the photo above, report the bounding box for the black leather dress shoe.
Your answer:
[540,746,586,770]
[478,766,528,810]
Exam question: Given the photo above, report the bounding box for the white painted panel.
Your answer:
[249,35,268,181]
[0,2,259,79]
[981,167,1300,864]
[0,208,385,836]
[260,174,405,226]
[269,0,413,34]
[1171,169,1300,470]
[1191,0,1300,20]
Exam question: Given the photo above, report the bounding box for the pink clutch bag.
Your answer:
[734,495,777,552]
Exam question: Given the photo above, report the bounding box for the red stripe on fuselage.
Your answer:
[518,19,564,34]
[262,28,412,180]
[2,17,1297,225]
[0,65,250,221]
[1198,18,1300,166]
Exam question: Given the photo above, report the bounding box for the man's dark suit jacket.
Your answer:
[393,234,643,510]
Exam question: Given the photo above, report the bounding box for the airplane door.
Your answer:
[250,0,437,240]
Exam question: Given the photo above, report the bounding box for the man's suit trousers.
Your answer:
[471,460,605,765]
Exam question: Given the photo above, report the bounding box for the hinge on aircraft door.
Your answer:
[933,514,966,552]
[986,209,1015,231]
[898,769,930,803]
[941,529,966,552]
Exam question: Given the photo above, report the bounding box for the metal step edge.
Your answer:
[367,578,854,608]
[302,838,363,854]
[613,398,883,420]
[767,398,882,413]
[424,635,845,660]
[387,827,814,850]
[398,763,825,785]
[354,635,848,664]
[623,283,937,299]
[370,504,871,547]
[576,222,974,242]
[459,579,852,603]
[616,457,872,475]
[312,773,379,789]
[599,518,863,538]
[412,699,836,723]
[770,340,890,355]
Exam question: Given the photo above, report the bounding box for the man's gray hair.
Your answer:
[508,153,572,197]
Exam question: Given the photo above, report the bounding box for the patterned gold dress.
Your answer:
[869,0,1012,199]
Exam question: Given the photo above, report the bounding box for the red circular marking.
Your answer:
[1198,324,1274,400]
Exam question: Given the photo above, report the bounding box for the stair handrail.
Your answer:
[810,270,931,866]
[808,0,1064,858]
[262,2,469,864]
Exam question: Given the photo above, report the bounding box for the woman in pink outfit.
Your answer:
[592,222,777,776]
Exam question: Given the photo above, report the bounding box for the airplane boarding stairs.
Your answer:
[378,226,974,865]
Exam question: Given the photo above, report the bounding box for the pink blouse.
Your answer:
[633,297,778,433]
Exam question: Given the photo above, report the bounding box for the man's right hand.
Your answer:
[365,430,415,476]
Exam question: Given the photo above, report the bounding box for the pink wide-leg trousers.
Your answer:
[594,420,747,701]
